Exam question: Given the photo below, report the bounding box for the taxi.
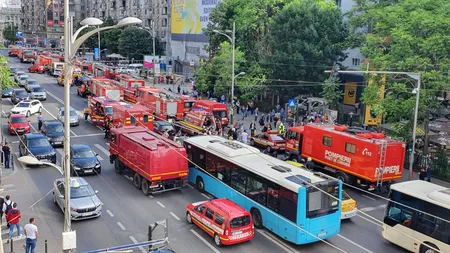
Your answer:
[285,161,358,220]
[249,130,286,151]
[186,199,254,246]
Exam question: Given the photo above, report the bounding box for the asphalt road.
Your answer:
[0,55,409,253]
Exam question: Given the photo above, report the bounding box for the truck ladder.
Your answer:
[376,140,388,188]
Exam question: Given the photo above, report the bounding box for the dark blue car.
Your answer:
[41,121,64,146]
[2,88,13,98]
[70,145,101,176]
[19,133,57,164]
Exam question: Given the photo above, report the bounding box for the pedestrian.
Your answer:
[6,203,21,241]
[2,142,11,169]
[426,164,432,182]
[280,108,285,122]
[24,217,38,253]
[177,85,181,94]
[240,130,248,144]
[254,107,259,122]
[104,119,111,139]
[278,121,286,134]
[236,100,240,115]
[354,102,359,114]
[419,168,427,180]
[249,121,256,137]
[3,195,13,227]
[305,157,314,170]
[276,103,281,112]
[0,196,4,225]
[37,112,43,131]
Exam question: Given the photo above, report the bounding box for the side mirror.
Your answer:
[58,195,64,199]
[95,190,99,194]
[95,153,99,156]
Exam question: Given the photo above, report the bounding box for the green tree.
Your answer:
[102,29,122,53]
[268,0,348,95]
[118,27,163,60]
[320,78,343,110]
[0,55,14,89]
[3,25,18,42]
[194,41,266,101]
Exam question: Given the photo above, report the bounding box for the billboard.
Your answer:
[1,0,22,8]
[171,0,219,42]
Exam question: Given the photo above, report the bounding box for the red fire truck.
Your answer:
[178,110,219,136]
[135,87,182,121]
[192,100,229,126]
[88,96,121,127]
[93,63,119,79]
[111,102,154,130]
[284,124,406,190]
[8,45,21,57]
[88,78,124,101]
[21,50,36,63]
[109,126,189,195]
[28,55,52,73]
[113,75,145,103]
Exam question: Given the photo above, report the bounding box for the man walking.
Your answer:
[240,130,248,144]
[37,112,43,131]
[6,203,21,241]
[24,217,38,253]
[426,164,432,182]
[2,142,11,169]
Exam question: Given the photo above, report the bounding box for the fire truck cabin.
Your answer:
[109,126,189,194]
[112,102,154,130]
[88,96,121,127]
[179,110,218,136]
[192,100,229,126]
[285,124,406,190]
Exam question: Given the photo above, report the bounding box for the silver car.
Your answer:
[29,85,47,100]
[18,75,30,87]
[14,71,25,82]
[25,79,38,92]
[53,177,102,220]
[57,107,80,126]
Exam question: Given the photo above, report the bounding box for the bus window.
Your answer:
[246,175,267,206]
[386,204,413,227]
[230,168,247,195]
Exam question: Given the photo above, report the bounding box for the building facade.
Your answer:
[0,5,21,40]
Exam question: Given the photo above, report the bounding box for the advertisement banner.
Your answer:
[343,82,357,105]
[143,55,158,68]
[171,0,219,40]
[6,0,21,8]
[47,20,54,27]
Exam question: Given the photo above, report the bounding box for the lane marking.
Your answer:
[356,214,383,227]
[2,235,25,244]
[106,210,114,217]
[169,212,180,221]
[117,222,126,231]
[201,193,210,199]
[157,201,166,208]
[40,105,78,137]
[56,149,64,157]
[257,230,299,253]
[94,144,110,157]
[46,90,85,117]
[190,229,221,253]
[337,234,374,253]
[71,133,104,138]
[361,194,376,201]
[29,123,38,133]
[359,204,386,213]
[149,195,154,198]
[96,155,104,161]
[105,142,110,146]
[129,236,146,253]
[187,184,194,189]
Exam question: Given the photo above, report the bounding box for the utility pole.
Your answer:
[152,20,156,85]
[230,21,235,125]
[97,26,101,61]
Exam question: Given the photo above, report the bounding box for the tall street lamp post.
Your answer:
[325,69,421,180]
[140,22,157,85]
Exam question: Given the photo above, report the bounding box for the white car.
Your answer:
[10,100,42,117]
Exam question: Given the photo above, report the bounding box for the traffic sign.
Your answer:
[15,32,22,37]
[288,99,297,108]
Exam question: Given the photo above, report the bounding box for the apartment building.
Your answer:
[0,4,21,39]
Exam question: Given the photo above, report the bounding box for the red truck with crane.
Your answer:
[109,126,189,195]
[284,124,406,191]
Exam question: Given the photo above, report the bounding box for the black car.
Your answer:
[154,121,176,136]
[70,145,101,176]
[2,88,13,98]
[41,121,64,146]
[11,88,29,104]
[19,133,57,164]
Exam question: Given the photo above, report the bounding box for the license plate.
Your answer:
[81,212,92,217]
[84,169,93,173]
[318,232,327,237]
[54,141,62,144]
[232,230,242,235]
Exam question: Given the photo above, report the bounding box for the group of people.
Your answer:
[419,164,433,182]
[0,195,39,253]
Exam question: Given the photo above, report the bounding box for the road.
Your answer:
[0,55,409,253]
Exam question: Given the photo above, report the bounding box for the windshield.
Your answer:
[32,87,44,92]
[16,103,30,108]
[27,138,51,147]
[28,81,37,85]
[73,148,95,159]
[230,216,251,228]
[20,76,29,80]
[104,106,113,115]
[342,191,351,201]
[60,110,77,117]
[70,185,95,199]
[161,125,174,131]
[213,111,227,118]
[15,90,27,96]
[47,124,63,133]
[306,181,340,218]
[11,117,27,123]
[24,51,34,56]
[270,135,285,141]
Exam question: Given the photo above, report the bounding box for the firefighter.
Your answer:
[83,104,91,121]
[278,121,286,134]
[104,116,112,139]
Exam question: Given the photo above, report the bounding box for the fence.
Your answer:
[404,150,450,182]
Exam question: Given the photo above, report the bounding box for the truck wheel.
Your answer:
[196,177,205,193]
[141,178,149,196]
[133,173,141,190]
[420,243,439,253]
[336,172,350,185]
[251,208,263,229]
[114,158,123,174]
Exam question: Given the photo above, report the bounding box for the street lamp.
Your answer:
[213,22,237,124]
[62,9,141,251]
[139,21,157,85]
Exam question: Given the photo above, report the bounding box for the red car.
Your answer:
[28,64,45,74]
[249,130,286,150]
[8,114,31,135]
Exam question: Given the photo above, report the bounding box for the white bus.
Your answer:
[382,180,450,253]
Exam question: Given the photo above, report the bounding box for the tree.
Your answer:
[194,41,266,101]
[268,0,348,95]
[0,55,14,90]
[118,27,163,60]
[3,25,18,42]
[102,29,122,53]
[320,78,343,110]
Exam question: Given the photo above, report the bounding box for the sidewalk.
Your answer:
[400,169,450,188]
[0,155,62,253]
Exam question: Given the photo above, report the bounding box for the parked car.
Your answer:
[2,88,13,98]
[11,88,30,104]
[249,130,286,151]
[57,107,80,126]
[19,133,57,163]
[28,64,45,73]
[10,100,42,117]
[29,85,47,100]
[41,121,64,146]
[9,67,17,76]
[18,75,30,87]
[24,79,38,92]
[14,71,26,82]
[8,114,31,135]
[70,145,101,176]
[52,177,102,220]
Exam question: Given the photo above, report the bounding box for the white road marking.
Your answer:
[149,195,154,198]
[356,214,383,227]
[190,229,221,253]
[157,201,166,208]
[11,141,19,144]
[29,123,38,133]
[117,222,126,231]
[94,144,110,157]
[1,227,22,235]
[129,236,146,253]
[106,210,114,217]
[45,90,85,117]
[71,133,104,138]
[359,204,386,213]
[187,184,194,189]
[105,142,110,146]
[96,154,104,161]
[337,234,374,253]
[2,235,25,244]
[361,194,376,201]
[56,148,64,157]
[201,193,210,199]
[257,230,300,253]
[40,105,78,137]
[169,212,181,221]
